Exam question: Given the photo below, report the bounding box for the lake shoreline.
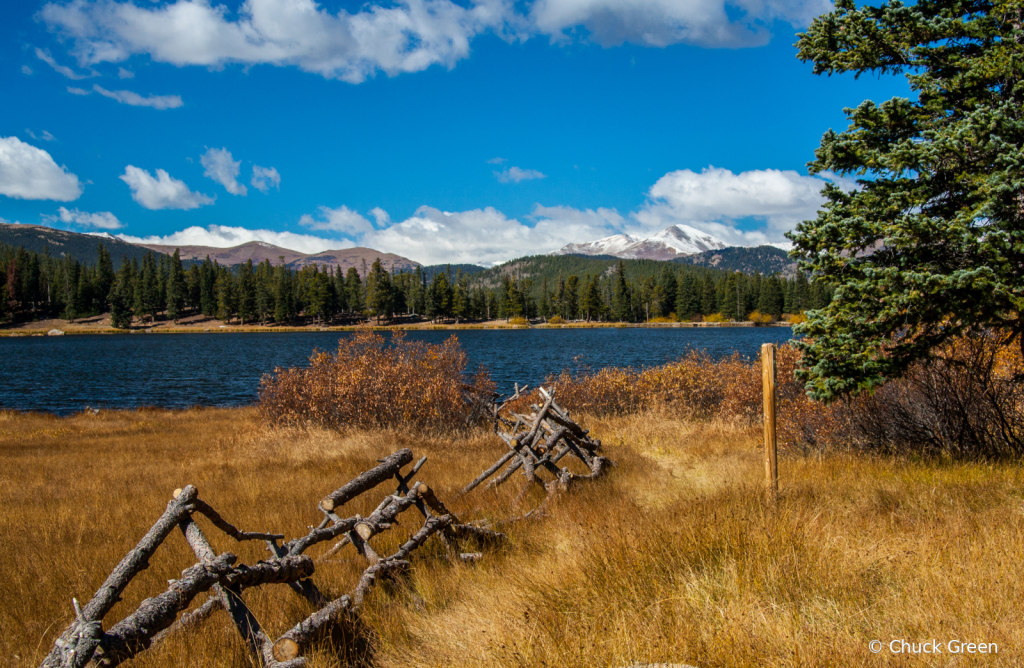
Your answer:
[0,320,792,336]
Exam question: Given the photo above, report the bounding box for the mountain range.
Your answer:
[551,224,728,260]
[139,241,420,274]
[0,222,795,277]
[0,223,154,268]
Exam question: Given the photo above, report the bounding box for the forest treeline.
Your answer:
[0,241,832,326]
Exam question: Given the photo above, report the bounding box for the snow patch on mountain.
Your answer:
[551,224,727,260]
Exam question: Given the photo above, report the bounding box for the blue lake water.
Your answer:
[0,328,793,414]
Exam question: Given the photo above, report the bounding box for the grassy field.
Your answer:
[1,407,1019,667]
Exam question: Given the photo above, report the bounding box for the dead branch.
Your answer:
[320,449,413,512]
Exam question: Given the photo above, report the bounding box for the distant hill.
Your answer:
[421,263,487,281]
[139,241,420,275]
[0,223,161,267]
[673,245,797,277]
[470,253,725,292]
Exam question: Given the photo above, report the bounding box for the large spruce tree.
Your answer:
[791,0,1024,400]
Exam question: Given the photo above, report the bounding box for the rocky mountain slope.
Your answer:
[552,224,727,260]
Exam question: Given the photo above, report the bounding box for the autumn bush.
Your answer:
[746,310,774,324]
[543,334,1024,457]
[258,331,493,432]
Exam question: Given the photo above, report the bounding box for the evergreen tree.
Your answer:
[563,275,580,320]
[610,260,630,322]
[96,244,115,309]
[676,273,696,319]
[658,266,677,317]
[215,267,236,323]
[701,275,717,315]
[237,259,257,325]
[580,275,602,322]
[166,249,186,323]
[345,267,364,316]
[275,264,293,323]
[452,270,470,323]
[186,264,201,314]
[792,0,1024,398]
[366,259,393,324]
[199,257,216,317]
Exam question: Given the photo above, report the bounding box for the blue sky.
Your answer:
[0,0,910,265]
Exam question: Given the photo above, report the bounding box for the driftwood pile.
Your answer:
[39,386,612,668]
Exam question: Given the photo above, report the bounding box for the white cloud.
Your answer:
[35,47,95,79]
[251,165,281,192]
[115,165,837,264]
[0,136,83,201]
[47,206,123,229]
[119,165,214,210]
[26,129,57,142]
[328,204,624,265]
[631,166,831,244]
[71,83,183,109]
[117,67,134,78]
[38,0,830,85]
[200,147,247,195]
[495,166,546,183]
[370,207,390,226]
[486,157,507,164]
[530,0,832,47]
[299,205,375,235]
[117,224,352,254]
[21,65,33,75]
[40,0,515,84]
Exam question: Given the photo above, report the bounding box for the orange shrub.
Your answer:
[746,310,774,324]
[258,331,492,432]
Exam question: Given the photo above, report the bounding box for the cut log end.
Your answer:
[273,638,300,662]
[416,483,430,495]
[319,498,335,512]
[172,488,183,499]
[354,523,373,541]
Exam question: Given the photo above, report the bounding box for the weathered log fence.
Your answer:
[39,385,612,668]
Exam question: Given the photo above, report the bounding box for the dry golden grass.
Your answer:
[1,408,1020,667]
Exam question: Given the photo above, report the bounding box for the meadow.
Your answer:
[2,404,1020,667]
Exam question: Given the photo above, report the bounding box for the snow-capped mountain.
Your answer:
[551,224,727,260]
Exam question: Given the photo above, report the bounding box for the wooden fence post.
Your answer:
[762,343,778,500]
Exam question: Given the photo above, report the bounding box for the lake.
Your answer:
[0,328,794,414]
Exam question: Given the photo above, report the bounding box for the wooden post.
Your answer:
[762,343,778,499]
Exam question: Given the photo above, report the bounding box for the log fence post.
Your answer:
[762,343,778,500]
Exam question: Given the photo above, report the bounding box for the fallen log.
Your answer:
[41,486,199,668]
[319,449,413,512]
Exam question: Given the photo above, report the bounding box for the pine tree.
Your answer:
[701,275,717,316]
[166,249,186,323]
[238,259,257,325]
[275,265,292,324]
[96,244,115,310]
[792,0,1024,398]
[658,266,677,317]
[345,267,363,316]
[610,260,630,322]
[186,264,201,314]
[366,259,393,324]
[216,267,236,324]
[199,256,216,317]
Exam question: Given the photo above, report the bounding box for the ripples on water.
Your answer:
[0,328,794,415]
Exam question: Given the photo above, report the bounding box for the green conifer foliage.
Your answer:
[792,0,1024,399]
[166,249,186,323]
